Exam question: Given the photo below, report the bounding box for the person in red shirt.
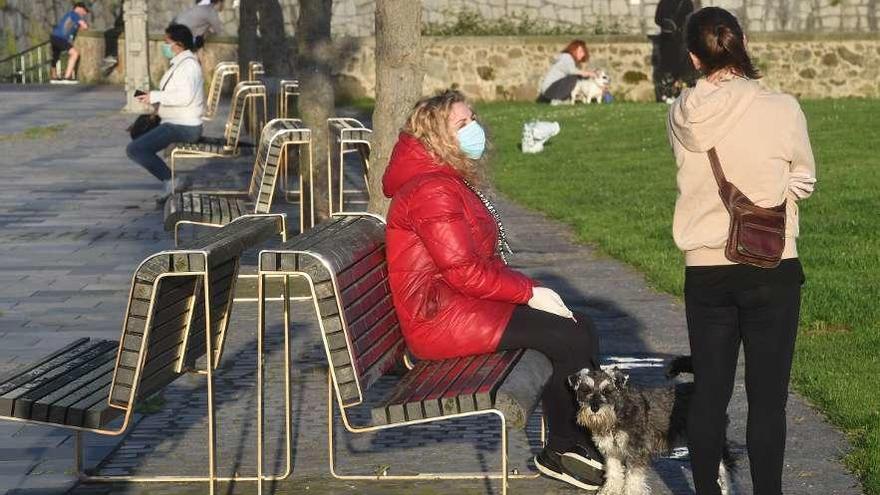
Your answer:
[382,89,604,490]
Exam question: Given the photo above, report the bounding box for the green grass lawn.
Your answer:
[478,98,880,493]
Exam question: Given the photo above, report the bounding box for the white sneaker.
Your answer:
[549,99,564,106]
[161,177,186,197]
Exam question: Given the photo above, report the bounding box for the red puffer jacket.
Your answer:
[383,133,536,360]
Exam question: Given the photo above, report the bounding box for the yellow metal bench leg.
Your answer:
[324,372,542,494]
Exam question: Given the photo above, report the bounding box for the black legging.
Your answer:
[685,260,803,495]
[497,305,600,451]
[538,75,581,103]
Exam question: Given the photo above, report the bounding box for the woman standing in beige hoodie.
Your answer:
[667,7,816,495]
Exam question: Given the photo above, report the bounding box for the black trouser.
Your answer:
[684,259,804,495]
[538,75,581,103]
[50,36,72,65]
[497,305,600,451]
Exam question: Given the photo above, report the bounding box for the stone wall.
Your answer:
[336,33,880,100]
[72,30,880,100]
[3,0,879,59]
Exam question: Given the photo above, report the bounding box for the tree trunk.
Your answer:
[367,0,424,216]
[258,0,293,75]
[237,0,259,76]
[296,0,334,223]
[239,0,292,76]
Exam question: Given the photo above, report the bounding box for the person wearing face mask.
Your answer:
[174,0,225,50]
[382,89,605,491]
[126,24,204,198]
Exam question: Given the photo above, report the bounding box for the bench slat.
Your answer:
[417,356,480,419]
[471,350,523,411]
[0,340,117,417]
[48,373,114,426]
[398,358,465,421]
[27,355,116,422]
[379,362,438,425]
[0,338,91,395]
[11,344,119,420]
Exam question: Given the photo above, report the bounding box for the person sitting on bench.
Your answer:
[381,89,605,491]
[127,24,205,199]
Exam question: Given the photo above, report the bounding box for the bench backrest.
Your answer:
[109,216,283,411]
[278,79,299,118]
[225,82,266,150]
[248,61,265,81]
[328,118,372,213]
[260,215,402,408]
[328,117,372,164]
[204,62,240,120]
[247,119,311,214]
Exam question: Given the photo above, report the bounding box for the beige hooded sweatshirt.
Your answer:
[667,77,816,266]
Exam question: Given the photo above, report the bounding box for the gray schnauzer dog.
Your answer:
[566,357,735,495]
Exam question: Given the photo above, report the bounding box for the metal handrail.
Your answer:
[0,41,52,84]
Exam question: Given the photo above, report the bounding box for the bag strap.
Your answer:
[707,147,733,209]
[159,55,193,91]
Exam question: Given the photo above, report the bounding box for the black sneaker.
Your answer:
[561,442,606,482]
[534,447,602,490]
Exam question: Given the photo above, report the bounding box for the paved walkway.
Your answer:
[0,86,864,495]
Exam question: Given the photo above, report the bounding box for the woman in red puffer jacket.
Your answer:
[383,89,604,490]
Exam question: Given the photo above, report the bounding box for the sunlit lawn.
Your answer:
[478,98,880,493]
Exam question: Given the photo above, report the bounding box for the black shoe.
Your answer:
[561,442,606,482]
[534,447,602,490]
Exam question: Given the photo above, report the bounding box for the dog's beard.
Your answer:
[576,404,617,435]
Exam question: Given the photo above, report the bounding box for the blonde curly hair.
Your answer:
[403,89,487,184]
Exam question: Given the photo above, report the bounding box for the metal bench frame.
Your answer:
[202,61,240,122]
[257,213,544,495]
[278,79,300,119]
[248,61,266,82]
[170,82,268,191]
[327,118,372,214]
[0,216,289,494]
[167,118,310,245]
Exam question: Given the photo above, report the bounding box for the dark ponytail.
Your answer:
[165,23,195,52]
[686,7,760,79]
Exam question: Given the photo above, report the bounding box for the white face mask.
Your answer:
[457,120,486,160]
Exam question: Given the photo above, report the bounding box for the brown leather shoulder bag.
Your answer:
[707,148,786,268]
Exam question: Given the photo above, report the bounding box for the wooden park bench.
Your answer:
[170,81,268,191]
[258,214,551,494]
[0,216,288,492]
[164,118,311,245]
[202,61,240,122]
[327,118,372,214]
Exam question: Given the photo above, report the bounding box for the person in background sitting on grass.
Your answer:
[49,2,90,83]
[382,89,606,491]
[667,7,816,495]
[126,24,204,200]
[537,39,597,104]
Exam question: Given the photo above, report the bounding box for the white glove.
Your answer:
[527,287,574,319]
[788,172,816,199]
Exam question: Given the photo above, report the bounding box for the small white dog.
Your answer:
[571,70,611,104]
